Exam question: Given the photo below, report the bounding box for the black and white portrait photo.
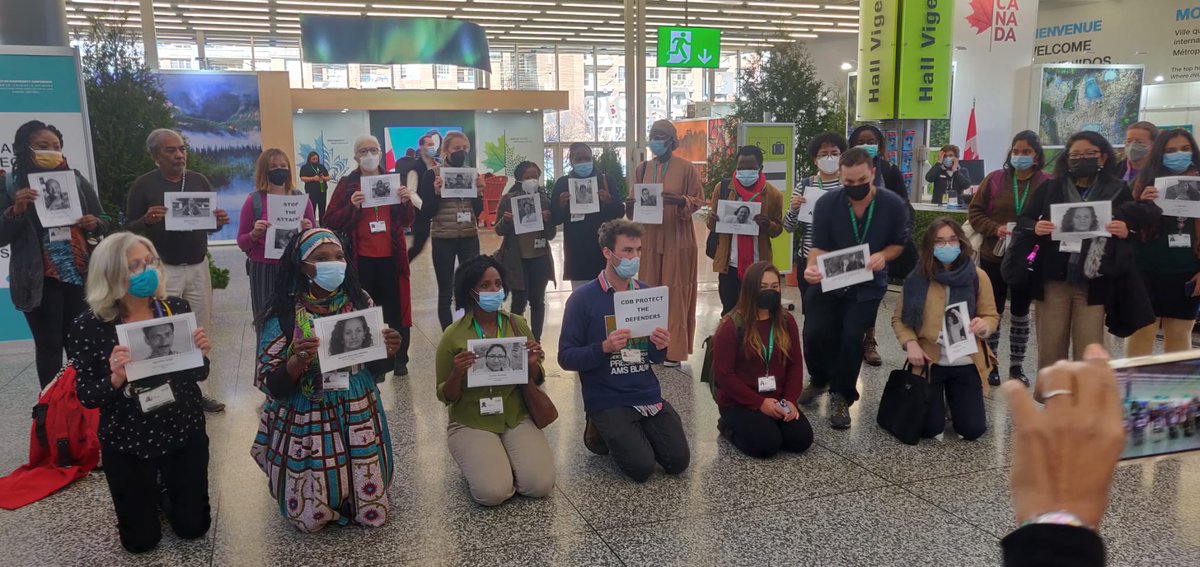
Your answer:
[941,301,978,360]
[714,199,761,236]
[632,183,664,224]
[511,193,545,235]
[466,336,529,387]
[273,228,299,251]
[1154,176,1200,218]
[1050,201,1111,240]
[639,186,658,206]
[163,192,218,231]
[816,244,873,292]
[312,307,388,372]
[29,170,83,228]
[360,173,402,207]
[568,177,600,215]
[440,167,478,198]
[371,178,392,199]
[116,313,203,381]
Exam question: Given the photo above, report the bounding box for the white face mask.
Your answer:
[520,178,539,193]
[817,155,840,175]
[358,154,380,171]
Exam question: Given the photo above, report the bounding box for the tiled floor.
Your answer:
[2,222,1200,566]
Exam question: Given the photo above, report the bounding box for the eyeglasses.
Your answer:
[934,237,960,246]
[129,257,161,274]
[1068,151,1102,159]
[356,148,381,156]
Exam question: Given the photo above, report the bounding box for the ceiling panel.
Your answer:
[66,0,861,49]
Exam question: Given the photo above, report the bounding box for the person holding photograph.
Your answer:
[67,233,212,553]
[329,315,372,355]
[1,120,108,389]
[1020,131,1159,369]
[799,148,910,429]
[640,186,657,206]
[325,135,415,378]
[1060,205,1101,233]
[298,151,331,224]
[629,120,704,365]
[405,130,441,261]
[785,132,847,310]
[968,130,1051,386]
[142,322,176,359]
[559,220,689,481]
[436,255,555,506]
[251,228,402,532]
[494,161,556,341]
[892,218,997,441]
[550,143,626,288]
[418,131,485,329]
[708,145,784,316]
[1127,128,1200,357]
[712,261,812,459]
[925,144,972,206]
[238,148,316,330]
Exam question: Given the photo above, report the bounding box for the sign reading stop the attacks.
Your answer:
[656,27,721,69]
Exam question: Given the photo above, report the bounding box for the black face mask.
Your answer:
[1068,157,1100,179]
[844,183,871,201]
[756,289,781,311]
[448,150,468,168]
[268,168,290,186]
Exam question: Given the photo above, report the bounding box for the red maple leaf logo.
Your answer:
[966,0,995,35]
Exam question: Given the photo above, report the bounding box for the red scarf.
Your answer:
[731,174,765,280]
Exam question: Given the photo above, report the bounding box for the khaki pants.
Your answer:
[447,418,555,506]
[1035,280,1107,370]
[1126,318,1195,358]
[163,261,213,331]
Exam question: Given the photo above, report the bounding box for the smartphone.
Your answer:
[1110,350,1200,460]
[1185,279,1197,298]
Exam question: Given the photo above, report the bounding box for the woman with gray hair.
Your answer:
[66,232,212,553]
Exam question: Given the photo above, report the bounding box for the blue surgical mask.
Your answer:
[128,268,159,299]
[310,261,347,292]
[1011,155,1035,171]
[425,147,438,159]
[614,256,640,279]
[1163,151,1194,174]
[649,139,669,157]
[933,244,962,265]
[475,290,505,313]
[573,162,594,177]
[942,157,955,168]
[857,144,879,159]
[735,169,760,186]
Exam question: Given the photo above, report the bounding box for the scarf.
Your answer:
[731,173,766,280]
[901,259,979,330]
[1062,181,1111,282]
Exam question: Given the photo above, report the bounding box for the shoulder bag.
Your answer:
[877,363,930,445]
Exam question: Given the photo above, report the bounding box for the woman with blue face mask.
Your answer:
[925,144,972,206]
[967,130,1051,386]
[67,232,212,552]
[250,228,402,533]
[549,142,626,288]
[494,161,557,340]
[891,218,999,441]
[1127,129,1200,357]
[435,254,555,506]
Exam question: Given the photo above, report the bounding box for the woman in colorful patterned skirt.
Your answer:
[250,228,402,532]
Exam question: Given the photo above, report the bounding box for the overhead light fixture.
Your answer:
[824,3,860,10]
[297,108,304,113]
[1154,75,1165,82]
[840,62,853,70]
[340,108,349,113]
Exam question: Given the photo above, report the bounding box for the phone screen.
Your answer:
[1112,351,1200,460]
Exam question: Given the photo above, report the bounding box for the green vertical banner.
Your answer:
[856,0,900,121]
[896,0,953,119]
[738,123,795,274]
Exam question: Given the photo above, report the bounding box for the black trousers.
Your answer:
[432,236,481,329]
[795,257,812,313]
[509,256,553,341]
[357,256,409,369]
[718,270,742,316]
[101,433,211,553]
[719,405,814,458]
[25,277,88,388]
[590,402,690,483]
[923,364,988,440]
[980,258,1031,317]
[408,218,431,262]
[801,287,882,405]
[306,187,326,225]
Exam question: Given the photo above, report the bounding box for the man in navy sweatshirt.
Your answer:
[558,219,691,482]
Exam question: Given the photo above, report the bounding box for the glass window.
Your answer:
[359,64,392,89]
[436,64,452,80]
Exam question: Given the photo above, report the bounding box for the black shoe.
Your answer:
[374,373,386,384]
[1009,366,1029,387]
[987,366,1001,387]
[797,384,827,406]
[829,394,851,430]
[583,418,609,455]
[717,418,733,442]
[201,396,225,413]
[393,361,409,377]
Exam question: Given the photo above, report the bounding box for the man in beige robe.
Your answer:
[627,120,704,363]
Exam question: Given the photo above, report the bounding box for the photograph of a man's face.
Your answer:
[142,322,176,359]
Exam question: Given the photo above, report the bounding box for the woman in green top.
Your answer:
[435,255,556,506]
[1128,129,1200,356]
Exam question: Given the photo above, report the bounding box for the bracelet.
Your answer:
[1021,511,1092,531]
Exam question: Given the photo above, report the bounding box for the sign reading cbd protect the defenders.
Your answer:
[656,27,721,69]
[896,0,953,119]
[856,0,900,120]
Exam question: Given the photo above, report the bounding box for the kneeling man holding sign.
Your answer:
[558,219,690,482]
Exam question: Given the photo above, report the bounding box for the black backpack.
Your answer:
[699,313,743,402]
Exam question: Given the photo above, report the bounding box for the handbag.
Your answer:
[961,221,984,260]
[1001,225,1040,291]
[876,363,930,445]
[504,317,558,429]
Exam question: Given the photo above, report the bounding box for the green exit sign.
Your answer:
[656,26,721,69]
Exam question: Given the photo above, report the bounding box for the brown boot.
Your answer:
[863,326,882,367]
[583,418,609,455]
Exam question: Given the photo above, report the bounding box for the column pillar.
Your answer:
[0,0,67,47]
[195,31,206,70]
[624,0,638,175]
[140,0,158,69]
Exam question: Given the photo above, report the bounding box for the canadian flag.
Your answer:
[963,103,980,161]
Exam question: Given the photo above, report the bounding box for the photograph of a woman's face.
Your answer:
[330,315,373,355]
[1061,205,1099,233]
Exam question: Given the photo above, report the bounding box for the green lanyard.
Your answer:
[1013,175,1032,216]
[761,326,774,363]
[848,199,875,245]
[471,314,506,339]
[648,160,671,184]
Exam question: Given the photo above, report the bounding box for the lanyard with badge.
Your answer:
[125,300,179,414]
[604,272,647,364]
[848,199,875,245]
[756,326,778,393]
[1170,217,1193,249]
[473,314,507,416]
